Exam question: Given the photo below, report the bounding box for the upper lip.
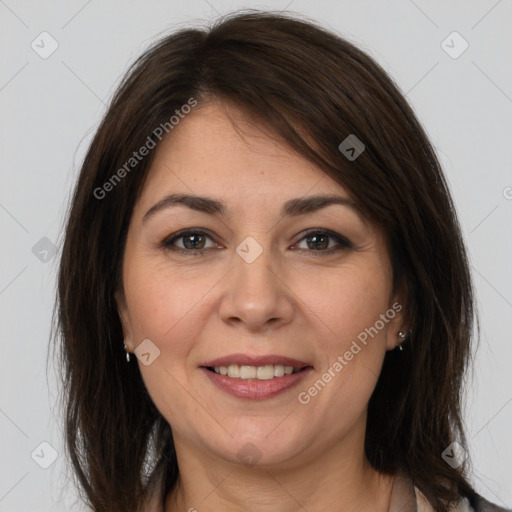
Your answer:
[200,353,312,369]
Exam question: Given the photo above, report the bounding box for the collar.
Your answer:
[390,471,473,512]
[147,470,473,512]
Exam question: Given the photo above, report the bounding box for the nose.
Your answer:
[218,239,294,333]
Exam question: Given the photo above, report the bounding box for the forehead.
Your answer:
[135,100,350,212]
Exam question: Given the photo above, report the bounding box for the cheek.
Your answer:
[297,260,391,348]
[294,262,391,412]
[123,263,213,429]
[125,261,205,341]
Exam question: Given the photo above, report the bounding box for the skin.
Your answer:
[116,98,407,512]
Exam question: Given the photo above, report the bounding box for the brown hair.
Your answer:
[54,10,479,511]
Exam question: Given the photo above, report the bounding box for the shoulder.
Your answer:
[415,487,511,512]
[141,472,166,512]
[469,494,512,512]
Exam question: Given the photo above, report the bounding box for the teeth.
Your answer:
[240,366,256,379]
[257,365,274,380]
[274,365,285,377]
[227,364,240,378]
[211,364,302,380]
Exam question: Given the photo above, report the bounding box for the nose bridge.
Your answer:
[219,233,293,330]
[233,233,278,300]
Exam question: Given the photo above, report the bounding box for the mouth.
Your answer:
[200,354,312,379]
[204,364,307,380]
[199,354,313,400]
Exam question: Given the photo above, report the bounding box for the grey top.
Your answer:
[145,471,511,511]
[390,471,511,512]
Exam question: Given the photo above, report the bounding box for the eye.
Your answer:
[161,230,218,256]
[161,228,353,256]
[293,229,353,253]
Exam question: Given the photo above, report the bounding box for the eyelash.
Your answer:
[161,229,353,257]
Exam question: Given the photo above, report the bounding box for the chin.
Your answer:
[207,420,310,467]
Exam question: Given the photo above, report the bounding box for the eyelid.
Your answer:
[161,228,219,254]
[291,228,354,255]
[161,228,353,255]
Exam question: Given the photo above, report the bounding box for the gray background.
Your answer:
[0,0,511,510]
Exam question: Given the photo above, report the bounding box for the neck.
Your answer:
[164,422,394,512]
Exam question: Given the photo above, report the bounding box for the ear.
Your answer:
[384,289,409,352]
[115,289,133,352]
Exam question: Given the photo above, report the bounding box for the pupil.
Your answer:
[184,234,204,249]
[181,234,329,250]
[308,234,328,250]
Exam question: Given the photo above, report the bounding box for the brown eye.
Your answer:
[162,230,217,255]
[180,233,206,249]
[305,233,329,250]
[161,228,352,257]
[294,229,353,253]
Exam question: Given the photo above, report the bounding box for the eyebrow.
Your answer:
[142,193,362,223]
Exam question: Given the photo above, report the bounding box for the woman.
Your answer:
[55,10,510,512]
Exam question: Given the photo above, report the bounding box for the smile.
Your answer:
[199,355,313,400]
[207,364,302,380]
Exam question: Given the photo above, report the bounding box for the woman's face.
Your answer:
[117,100,405,468]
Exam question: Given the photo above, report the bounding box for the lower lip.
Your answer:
[200,367,313,400]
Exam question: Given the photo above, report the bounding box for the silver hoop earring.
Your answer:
[124,344,131,362]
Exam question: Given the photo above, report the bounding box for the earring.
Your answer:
[124,344,131,362]
[397,331,407,351]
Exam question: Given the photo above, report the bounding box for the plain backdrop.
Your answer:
[0,0,511,510]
